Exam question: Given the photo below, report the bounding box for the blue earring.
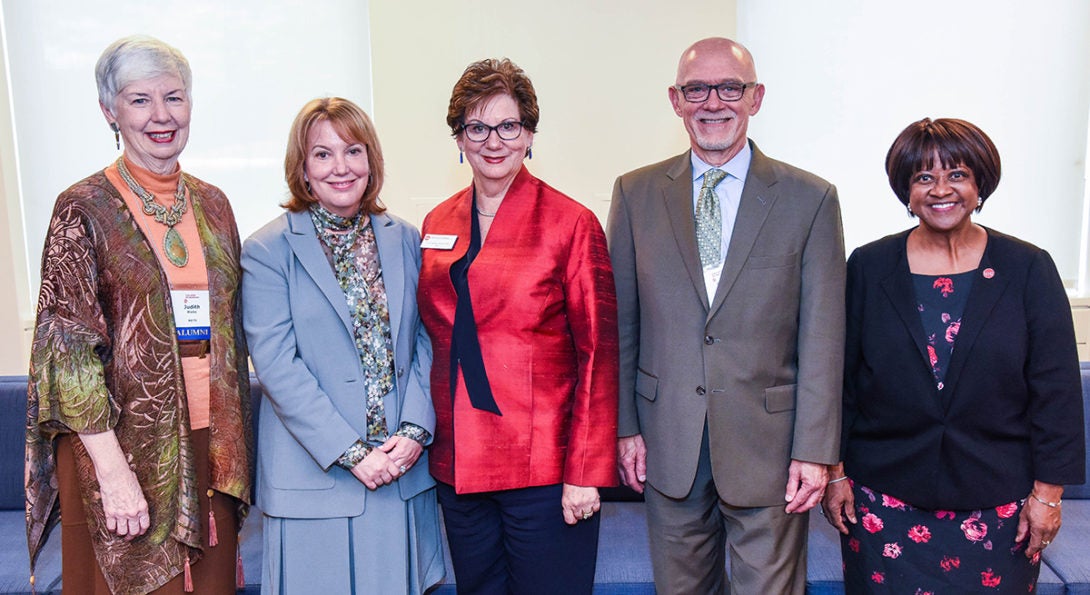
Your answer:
[528,147,533,159]
[459,151,463,164]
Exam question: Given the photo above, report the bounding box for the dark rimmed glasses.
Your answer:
[675,81,758,103]
[460,120,525,142]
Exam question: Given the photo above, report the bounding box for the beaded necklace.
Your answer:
[116,157,189,267]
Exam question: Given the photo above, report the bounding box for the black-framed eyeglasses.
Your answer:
[675,81,758,103]
[460,120,525,142]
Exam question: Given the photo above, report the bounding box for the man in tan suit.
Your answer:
[607,37,845,594]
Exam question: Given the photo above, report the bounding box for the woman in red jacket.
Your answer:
[417,58,619,595]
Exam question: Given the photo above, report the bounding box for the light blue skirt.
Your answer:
[261,485,444,595]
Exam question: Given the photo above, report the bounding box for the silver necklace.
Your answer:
[475,206,497,217]
[116,157,189,267]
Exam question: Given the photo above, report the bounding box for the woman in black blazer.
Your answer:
[822,118,1085,593]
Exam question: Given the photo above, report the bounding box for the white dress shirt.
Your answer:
[691,142,752,300]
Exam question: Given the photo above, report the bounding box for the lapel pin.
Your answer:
[982,268,995,279]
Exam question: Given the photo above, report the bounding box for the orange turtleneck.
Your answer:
[105,155,211,430]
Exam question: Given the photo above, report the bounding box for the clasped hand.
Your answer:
[350,435,423,490]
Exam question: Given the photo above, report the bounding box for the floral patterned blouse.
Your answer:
[912,270,974,390]
[308,205,429,459]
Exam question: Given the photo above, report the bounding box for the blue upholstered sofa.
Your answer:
[2,369,1088,594]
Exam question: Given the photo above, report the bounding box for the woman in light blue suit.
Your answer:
[242,97,444,594]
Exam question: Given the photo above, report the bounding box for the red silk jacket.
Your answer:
[418,166,619,494]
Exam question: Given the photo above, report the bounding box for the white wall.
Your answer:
[4,0,374,300]
[0,0,375,372]
[370,0,734,227]
[0,27,30,373]
[739,0,1090,285]
[3,1,1089,373]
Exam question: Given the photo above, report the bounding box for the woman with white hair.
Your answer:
[25,35,252,594]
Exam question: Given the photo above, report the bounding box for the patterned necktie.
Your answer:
[697,168,727,268]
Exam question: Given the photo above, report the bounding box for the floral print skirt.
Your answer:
[841,481,1040,593]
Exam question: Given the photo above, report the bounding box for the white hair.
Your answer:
[95,35,192,113]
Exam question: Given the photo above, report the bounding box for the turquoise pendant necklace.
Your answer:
[116,157,189,267]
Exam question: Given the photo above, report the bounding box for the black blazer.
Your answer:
[843,227,1085,510]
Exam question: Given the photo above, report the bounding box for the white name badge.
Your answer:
[171,290,211,341]
[421,234,457,250]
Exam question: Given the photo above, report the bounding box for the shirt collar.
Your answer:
[690,141,752,184]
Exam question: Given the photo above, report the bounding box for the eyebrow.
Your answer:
[465,118,521,125]
[123,88,186,97]
[310,142,364,151]
[680,78,746,86]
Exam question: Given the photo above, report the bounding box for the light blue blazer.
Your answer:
[241,209,435,518]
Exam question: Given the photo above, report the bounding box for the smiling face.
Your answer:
[669,38,764,166]
[908,156,979,236]
[457,93,532,192]
[303,119,370,218]
[102,73,191,174]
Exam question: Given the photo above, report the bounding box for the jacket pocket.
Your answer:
[635,369,658,402]
[261,415,337,490]
[764,384,797,413]
[746,253,797,270]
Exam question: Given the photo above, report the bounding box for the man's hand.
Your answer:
[785,459,827,514]
[617,434,647,494]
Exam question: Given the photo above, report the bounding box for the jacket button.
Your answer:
[696,386,706,396]
[397,368,405,377]
[704,335,714,345]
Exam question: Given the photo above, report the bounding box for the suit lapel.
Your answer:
[662,152,710,310]
[879,237,933,373]
[285,210,354,334]
[939,231,1007,411]
[708,145,777,319]
[372,213,404,351]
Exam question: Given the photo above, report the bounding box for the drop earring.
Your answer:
[459,151,463,164]
[527,147,533,160]
[906,204,914,218]
[110,122,120,150]
[304,174,311,194]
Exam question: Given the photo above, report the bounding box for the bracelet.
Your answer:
[828,476,849,485]
[336,439,371,470]
[1030,492,1062,508]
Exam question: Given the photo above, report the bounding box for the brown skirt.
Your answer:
[56,428,239,594]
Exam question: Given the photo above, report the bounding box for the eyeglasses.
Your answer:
[460,120,525,142]
[675,81,758,103]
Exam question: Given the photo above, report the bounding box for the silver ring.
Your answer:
[1042,540,1051,546]
[582,512,591,520]
[399,465,407,473]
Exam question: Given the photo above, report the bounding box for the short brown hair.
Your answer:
[885,118,1001,209]
[446,58,539,136]
[283,97,386,214]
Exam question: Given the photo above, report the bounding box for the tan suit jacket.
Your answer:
[608,141,845,505]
